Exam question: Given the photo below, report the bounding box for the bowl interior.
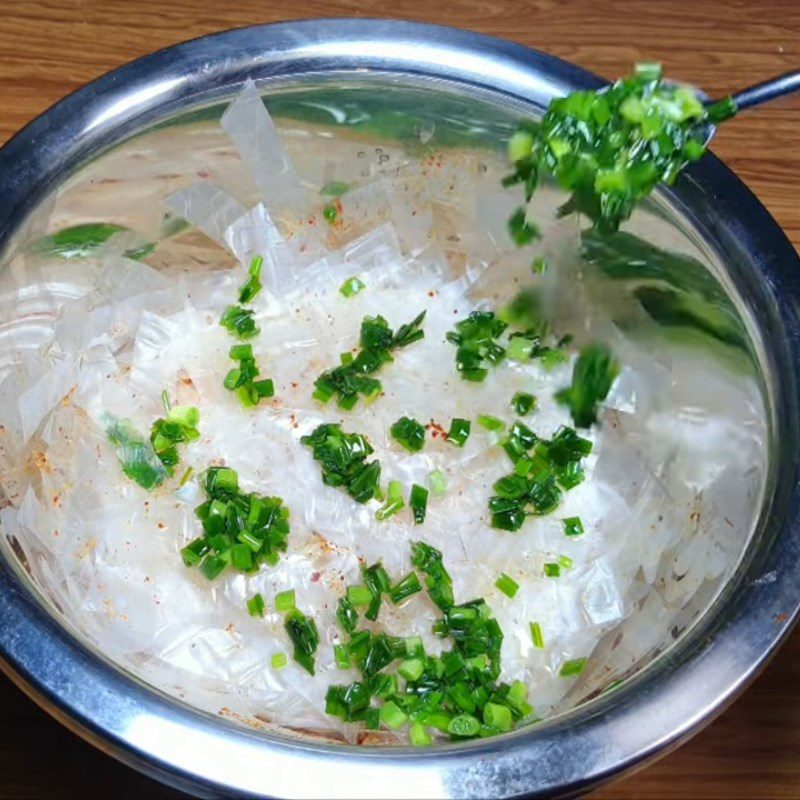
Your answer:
[0,72,773,747]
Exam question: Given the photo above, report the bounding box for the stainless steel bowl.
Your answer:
[1,19,799,799]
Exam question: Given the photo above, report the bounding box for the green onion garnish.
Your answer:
[532,257,548,275]
[409,484,428,525]
[333,643,351,669]
[389,572,422,604]
[483,702,513,732]
[511,392,536,416]
[563,516,584,537]
[504,63,736,233]
[149,404,201,476]
[411,541,454,612]
[340,276,365,298]
[178,466,195,487]
[376,480,405,521]
[313,311,425,409]
[506,336,534,362]
[247,593,266,618]
[543,562,561,578]
[429,469,447,495]
[220,304,259,340]
[239,255,263,304]
[447,714,481,737]
[321,180,350,197]
[183,466,290,580]
[529,622,545,649]
[409,722,433,746]
[271,652,287,670]
[446,311,507,382]
[558,554,574,571]
[559,658,587,678]
[285,607,320,675]
[390,417,426,453]
[555,344,620,428]
[379,700,408,730]
[301,423,381,504]
[495,573,519,599]
[347,586,374,608]
[104,415,168,490]
[445,418,471,447]
[336,596,359,634]
[477,415,505,432]
[323,203,338,224]
[275,589,296,613]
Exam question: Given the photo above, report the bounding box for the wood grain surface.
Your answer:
[0,1,798,798]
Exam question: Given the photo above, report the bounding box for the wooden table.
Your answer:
[1,1,798,797]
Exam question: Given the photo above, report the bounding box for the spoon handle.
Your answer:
[730,69,800,111]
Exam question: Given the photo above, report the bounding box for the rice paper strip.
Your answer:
[162,182,247,248]
[221,79,309,215]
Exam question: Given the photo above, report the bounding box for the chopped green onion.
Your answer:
[239,255,263,303]
[247,593,266,618]
[558,555,574,571]
[321,180,350,197]
[506,336,533,362]
[555,344,619,428]
[511,392,536,416]
[562,516,584,537]
[495,573,519,599]
[271,652,287,670]
[340,276,365,298]
[543,562,561,578]
[446,311,507,382]
[390,417,426,453]
[409,484,428,525]
[483,702,513,732]
[301,423,381,504]
[284,608,319,675]
[429,470,447,495]
[409,722,433,746]
[477,415,505,432]
[161,388,171,412]
[399,658,425,681]
[334,643,351,669]
[560,658,587,677]
[508,207,540,246]
[379,701,408,730]
[389,572,422,605]
[275,589,296,613]
[532,256,548,275]
[323,203,338,224]
[376,480,405,521]
[178,466,195,487]
[447,714,481,737]
[347,586,374,608]
[529,622,545,649]
[445,418,471,447]
[220,305,259,340]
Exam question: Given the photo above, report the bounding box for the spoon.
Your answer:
[702,68,800,144]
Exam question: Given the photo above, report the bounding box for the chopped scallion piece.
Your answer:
[379,700,408,730]
[376,480,405,521]
[483,702,513,732]
[558,554,574,571]
[275,589,296,613]
[271,652,287,670]
[532,257,548,275]
[445,418,471,447]
[447,714,481,737]
[563,516,584,537]
[409,484,428,525]
[239,255,263,303]
[389,572,422,604]
[178,466,195,487]
[334,643,351,669]
[323,203,338,224]
[495,573,519,599]
[530,622,545,649]
[477,414,505,432]
[543,562,561,578]
[560,658,587,677]
[511,392,536,416]
[220,305,259,340]
[347,586,374,608]
[409,722,433,747]
[340,276,365,298]
[555,344,620,428]
[247,593,266,618]
[284,608,319,675]
[390,416,426,453]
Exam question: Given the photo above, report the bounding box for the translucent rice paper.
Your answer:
[163,182,247,248]
[221,79,310,215]
[0,79,768,743]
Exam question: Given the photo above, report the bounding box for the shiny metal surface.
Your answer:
[0,18,799,800]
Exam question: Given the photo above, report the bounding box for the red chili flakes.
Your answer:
[52,493,62,507]
[157,522,167,530]
[291,381,299,389]
[776,613,789,624]
[427,290,436,298]
[311,572,321,583]
[426,420,447,439]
